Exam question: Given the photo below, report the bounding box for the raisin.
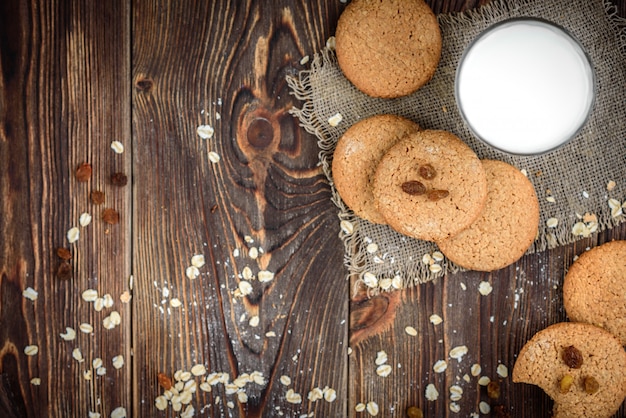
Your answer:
[56,247,72,260]
[90,190,105,205]
[583,376,599,394]
[102,208,120,225]
[562,345,583,369]
[406,406,423,418]
[401,181,426,195]
[418,164,437,180]
[487,381,501,399]
[56,261,72,280]
[75,162,92,182]
[559,374,574,393]
[427,189,449,201]
[111,172,128,187]
[157,373,172,390]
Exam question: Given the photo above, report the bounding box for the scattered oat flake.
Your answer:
[60,327,76,341]
[355,403,366,412]
[67,227,80,244]
[112,355,124,369]
[111,140,124,154]
[449,345,468,361]
[155,396,168,410]
[326,36,336,50]
[376,364,392,377]
[340,220,354,234]
[285,389,302,404]
[82,289,98,302]
[79,212,92,227]
[405,326,418,336]
[30,377,41,385]
[328,112,343,127]
[433,360,447,373]
[103,293,114,308]
[110,407,126,418]
[120,291,131,303]
[607,180,617,191]
[88,412,100,418]
[425,383,439,401]
[478,281,493,296]
[208,151,221,163]
[429,264,442,273]
[497,363,508,378]
[308,387,323,402]
[430,314,443,325]
[300,55,310,65]
[471,363,482,376]
[478,376,491,386]
[546,195,556,203]
[450,402,461,413]
[249,315,260,327]
[92,358,103,369]
[24,345,38,356]
[239,281,253,296]
[479,401,491,414]
[197,124,215,139]
[375,350,388,365]
[280,375,291,386]
[72,348,84,362]
[366,243,378,253]
[186,266,200,280]
[22,287,38,301]
[79,323,94,334]
[391,275,403,289]
[546,217,558,228]
[191,254,205,268]
[170,298,182,308]
[366,401,379,416]
[258,270,275,283]
[191,364,207,376]
[248,247,259,259]
[363,272,378,288]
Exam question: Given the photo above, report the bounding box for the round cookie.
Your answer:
[332,114,420,224]
[512,322,626,418]
[335,0,442,98]
[563,240,626,345]
[435,160,539,271]
[372,130,487,241]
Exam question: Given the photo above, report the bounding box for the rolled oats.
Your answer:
[327,112,343,127]
[433,360,447,373]
[355,403,366,412]
[249,315,260,327]
[376,364,392,377]
[24,345,39,356]
[449,345,468,361]
[308,387,323,402]
[366,401,379,416]
[425,383,439,401]
[258,270,274,283]
[80,323,93,334]
[155,396,168,410]
[449,402,460,413]
[197,125,215,139]
[112,355,124,369]
[110,407,126,418]
[79,212,92,227]
[238,281,253,296]
[170,298,182,308]
[478,281,493,296]
[323,387,337,402]
[340,220,354,235]
[280,375,291,386]
[67,227,80,244]
[363,272,378,288]
[208,151,221,163]
[496,364,508,378]
[60,327,76,341]
[375,351,388,365]
[546,217,559,228]
[429,314,443,325]
[186,266,200,280]
[111,140,124,154]
[22,287,38,301]
[405,326,418,336]
[471,363,482,376]
[191,254,205,268]
[72,348,84,362]
[479,401,491,414]
[285,389,302,404]
[478,376,491,386]
[82,289,98,302]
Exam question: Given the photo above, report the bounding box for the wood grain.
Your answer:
[0,0,132,417]
[132,1,347,416]
[0,0,625,417]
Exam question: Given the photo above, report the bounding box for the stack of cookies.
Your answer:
[512,240,626,418]
[332,114,540,272]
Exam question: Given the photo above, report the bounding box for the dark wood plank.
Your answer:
[132,1,347,416]
[0,0,132,417]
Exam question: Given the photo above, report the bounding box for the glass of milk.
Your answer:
[455,18,595,156]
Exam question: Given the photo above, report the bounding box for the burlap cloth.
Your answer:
[287,0,626,291]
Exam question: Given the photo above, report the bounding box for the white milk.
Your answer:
[456,19,594,155]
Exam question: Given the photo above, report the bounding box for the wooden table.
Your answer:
[1,0,625,417]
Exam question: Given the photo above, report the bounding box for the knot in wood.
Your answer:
[246,117,274,149]
[135,77,153,91]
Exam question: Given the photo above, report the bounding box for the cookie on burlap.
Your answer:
[435,160,539,271]
[563,240,626,345]
[335,0,442,98]
[372,130,487,241]
[512,322,626,418]
[332,114,420,224]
